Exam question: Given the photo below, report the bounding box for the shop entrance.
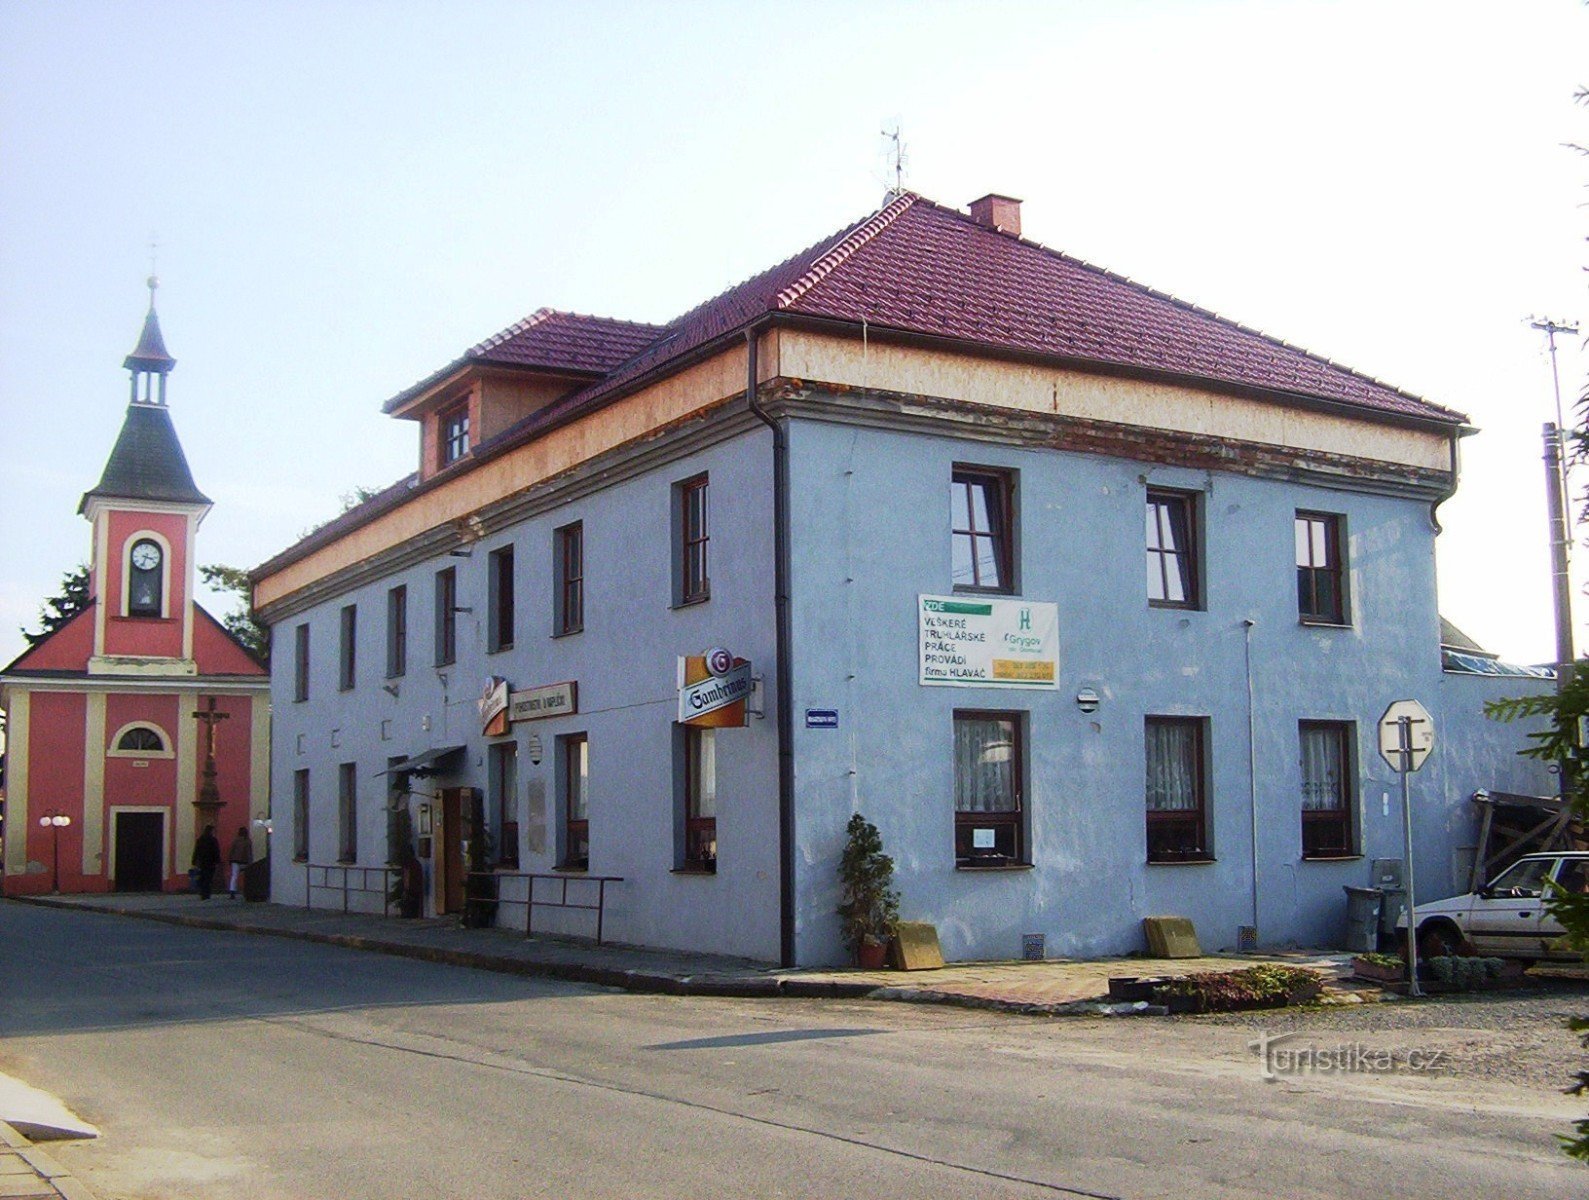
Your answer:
[436,788,466,915]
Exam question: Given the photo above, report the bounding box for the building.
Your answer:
[252,191,1552,965]
[0,285,270,895]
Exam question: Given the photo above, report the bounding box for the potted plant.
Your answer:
[836,813,900,969]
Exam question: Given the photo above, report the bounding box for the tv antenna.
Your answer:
[881,122,908,196]
[1529,316,1579,434]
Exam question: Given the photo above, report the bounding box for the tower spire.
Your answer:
[124,275,176,406]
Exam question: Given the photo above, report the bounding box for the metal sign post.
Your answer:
[1379,699,1434,999]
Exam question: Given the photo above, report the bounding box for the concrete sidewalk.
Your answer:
[0,1123,98,1200]
[11,891,1376,1014]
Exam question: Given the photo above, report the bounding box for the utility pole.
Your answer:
[1530,317,1579,689]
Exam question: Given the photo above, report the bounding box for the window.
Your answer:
[337,762,357,863]
[682,726,716,870]
[440,405,470,466]
[951,469,1014,593]
[555,522,584,635]
[116,726,165,753]
[1145,717,1209,862]
[490,741,519,868]
[1296,512,1347,624]
[1146,490,1199,608]
[339,604,357,691]
[561,734,589,870]
[488,545,514,652]
[676,474,709,605]
[1300,721,1356,858]
[128,538,163,616]
[953,712,1025,865]
[293,769,310,861]
[434,567,457,666]
[293,624,310,702]
[386,585,407,678]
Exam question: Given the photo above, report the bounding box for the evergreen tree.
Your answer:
[200,564,269,664]
[20,564,90,647]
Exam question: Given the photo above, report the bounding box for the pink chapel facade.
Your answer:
[0,287,270,895]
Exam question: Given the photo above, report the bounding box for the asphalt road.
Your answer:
[1,902,1583,1199]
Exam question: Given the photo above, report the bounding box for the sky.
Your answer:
[1,0,1586,683]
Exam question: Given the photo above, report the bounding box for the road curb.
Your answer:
[0,1120,100,1200]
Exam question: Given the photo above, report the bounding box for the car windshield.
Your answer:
[1485,858,1553,897]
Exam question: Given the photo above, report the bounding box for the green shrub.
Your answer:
[1427,955,1505,990]
[1153,965,1325,1013]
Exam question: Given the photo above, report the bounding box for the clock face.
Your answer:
[131,542,161,571]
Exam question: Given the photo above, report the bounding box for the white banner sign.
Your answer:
[509,681,578,723]
[919,595,1059,688]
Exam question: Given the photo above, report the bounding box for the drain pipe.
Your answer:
[745,325,797,968]
[1243,618,1260,945]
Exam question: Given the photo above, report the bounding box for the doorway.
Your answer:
[436,788,466,915]
[114,811,165,892]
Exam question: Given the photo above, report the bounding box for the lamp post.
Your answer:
[37,810,72,893]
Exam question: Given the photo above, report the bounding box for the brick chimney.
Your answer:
[968,193,1022,236]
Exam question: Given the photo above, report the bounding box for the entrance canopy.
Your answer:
[379,745,465,778]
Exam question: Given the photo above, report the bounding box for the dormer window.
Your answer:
[128,538,164,616]
[440,406,471,466]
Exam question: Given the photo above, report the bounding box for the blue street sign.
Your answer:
[805,709,839,729]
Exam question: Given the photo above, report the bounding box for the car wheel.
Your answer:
[1417,920,1463,959]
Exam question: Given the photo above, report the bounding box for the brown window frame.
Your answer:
[561,733,589,871]
[338,604,357,692]
[1145,716,1210,863]
[682,725,717,871]
[951,468,1015,594]
[677,474,710,606]
[386,585,407,678]
[293,768,310,861]
[337,762,357,864]
[434,566,457,666]
[1296,511,1348,625]
[1299,720,1356,859]
[293,623,310,702]
[953,710,1026,866]
[488,545,515,653]
[555,521,584,636]
[439,405,470,467]
[491,740,519,868]
[1146,489,1200,609]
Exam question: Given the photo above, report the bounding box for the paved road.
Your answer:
[0,902,1581,1199]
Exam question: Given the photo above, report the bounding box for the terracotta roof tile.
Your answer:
[511,192,1461,438]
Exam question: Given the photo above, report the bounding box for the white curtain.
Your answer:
[1146,720,1197,811]
[1299,726,1343,812]
[955,716,1016,813]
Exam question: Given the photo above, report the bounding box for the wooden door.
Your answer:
[114,811,164,892]
[437,788,466,914]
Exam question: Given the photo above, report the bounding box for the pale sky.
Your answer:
[2,1,1585,681]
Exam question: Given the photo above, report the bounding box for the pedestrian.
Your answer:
[191,824,221,900]
[227,824,254,899]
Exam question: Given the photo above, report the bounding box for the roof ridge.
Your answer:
[774,190,919,310]
[905,195,1440,413]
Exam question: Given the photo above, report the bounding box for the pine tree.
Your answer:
[21,564,90,647]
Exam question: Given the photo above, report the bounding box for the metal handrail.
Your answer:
[304,862,400,917]
[465,870,623,945]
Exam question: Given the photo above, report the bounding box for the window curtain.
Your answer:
[1300,726,1343,811]
[955,716,1016,813]
[1146,721,1197,811]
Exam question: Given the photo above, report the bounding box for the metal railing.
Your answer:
[466,871,623,945]
[304,862,399,916]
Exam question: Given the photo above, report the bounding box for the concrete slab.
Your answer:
[0,1075,96,1144]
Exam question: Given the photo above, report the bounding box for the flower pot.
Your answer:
[857,938,888,970]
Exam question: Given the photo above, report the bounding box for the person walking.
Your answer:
[227,825,254,899]
[191,825,222,900]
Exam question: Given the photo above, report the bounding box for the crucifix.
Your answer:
[193,697,231,821]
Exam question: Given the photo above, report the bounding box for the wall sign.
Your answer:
[678,649,752,727]
[509,681,578,723]
[918,595,1059,688]
[805,709,839,729]
[479,677,510,737]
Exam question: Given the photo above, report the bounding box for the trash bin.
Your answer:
[1343,886,1382,954]
[1378,887,1408,942]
